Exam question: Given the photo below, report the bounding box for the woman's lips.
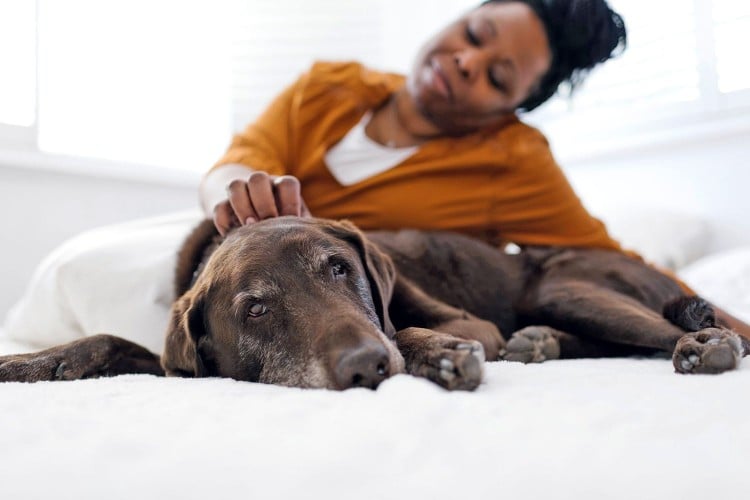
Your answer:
[429,58,452,101]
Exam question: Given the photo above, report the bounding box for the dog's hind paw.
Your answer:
[500,326,560,364]
[663,296,716,331]
[673,328,743,374]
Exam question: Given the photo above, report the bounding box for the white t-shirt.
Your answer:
[324,113,418,186]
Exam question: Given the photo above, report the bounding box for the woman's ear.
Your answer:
[161,288,210,377]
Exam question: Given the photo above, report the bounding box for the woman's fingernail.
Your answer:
[245,217,257,224]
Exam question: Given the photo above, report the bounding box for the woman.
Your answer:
[200,0,750,335]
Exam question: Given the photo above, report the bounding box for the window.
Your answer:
[37,0,233,173]
[1,0,234,175]
[0,0,37,149]
[523,0,750,161]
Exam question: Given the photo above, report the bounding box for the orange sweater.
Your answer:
[213,61,622,251]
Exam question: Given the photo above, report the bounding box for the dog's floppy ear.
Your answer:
[161,287,211,377]
[174,219,224,297]
[323,220,397,338]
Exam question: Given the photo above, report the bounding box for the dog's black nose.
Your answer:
[334,343,390,390]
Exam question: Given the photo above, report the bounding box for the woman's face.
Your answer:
[408,1,552,135]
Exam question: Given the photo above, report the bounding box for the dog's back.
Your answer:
[368,229,684,333]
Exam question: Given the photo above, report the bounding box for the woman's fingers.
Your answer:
[226,178,258,225]
[273,175,303,216]
[246,171,279,221]
[213,200,239,237]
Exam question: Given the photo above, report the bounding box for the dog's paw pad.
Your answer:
[431,340,484,391]
[455,342,486,363]
[500,326,560,364]
[673,328,742,374]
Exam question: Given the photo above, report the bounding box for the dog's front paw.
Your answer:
[0,334,163,383]
[430,340,485,391]
[0,353,64,383]
[395,328,485,391]
[673,328,743,374]
[499,326,560,363]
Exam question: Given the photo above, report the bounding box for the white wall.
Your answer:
[0,162,197,318]
[561,131,750,253]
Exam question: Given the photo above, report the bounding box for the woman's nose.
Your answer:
[454,49,481,82]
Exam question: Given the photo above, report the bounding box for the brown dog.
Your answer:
[1,217,747,390]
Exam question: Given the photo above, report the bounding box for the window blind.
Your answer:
[713,0,750,94]
[229,0,476,130]
[230,0,385,131]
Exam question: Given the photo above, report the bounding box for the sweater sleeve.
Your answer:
[496,125,623,251]
[211,74,307,176]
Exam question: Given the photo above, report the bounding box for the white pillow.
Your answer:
[595,208,713,270]
[1,211,204,354]
[679,246,750,324]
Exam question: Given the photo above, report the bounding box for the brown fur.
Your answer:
[1,217,747,389]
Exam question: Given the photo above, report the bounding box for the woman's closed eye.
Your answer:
[464,23,508,94]
[488,68,508,93]
[465,25,480,46]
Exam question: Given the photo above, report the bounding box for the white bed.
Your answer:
[2,210,750,500]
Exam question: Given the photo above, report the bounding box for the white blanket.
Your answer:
[1,355,749,500]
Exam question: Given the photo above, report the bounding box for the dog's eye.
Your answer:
[247,303,268,318]
[331,262,348,279]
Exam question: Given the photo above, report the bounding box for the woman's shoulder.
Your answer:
[487,116,554,160]
[304,61,404,106]
[304,60,404,98]
[494,116,549,145]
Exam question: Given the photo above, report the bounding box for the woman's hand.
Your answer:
[212,171,310,236]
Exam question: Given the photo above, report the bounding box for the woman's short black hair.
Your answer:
[481,0,627,111]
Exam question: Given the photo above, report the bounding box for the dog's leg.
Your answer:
[0,334,164,383]
[500,326,639,363]
[500,326,562,363]
[529,281,744,374]
[665,296,748,374]
[394,327,485,391]
[388,274,505,360]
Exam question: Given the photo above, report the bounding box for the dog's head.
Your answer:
[161,217,405,389]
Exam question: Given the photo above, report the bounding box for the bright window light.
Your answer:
[0,0,36,127]
[713,0,750,94]
[37,0,232,172]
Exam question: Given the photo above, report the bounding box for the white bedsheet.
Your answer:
[1,354,749,500]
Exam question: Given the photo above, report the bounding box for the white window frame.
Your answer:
[524,0,750,164]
